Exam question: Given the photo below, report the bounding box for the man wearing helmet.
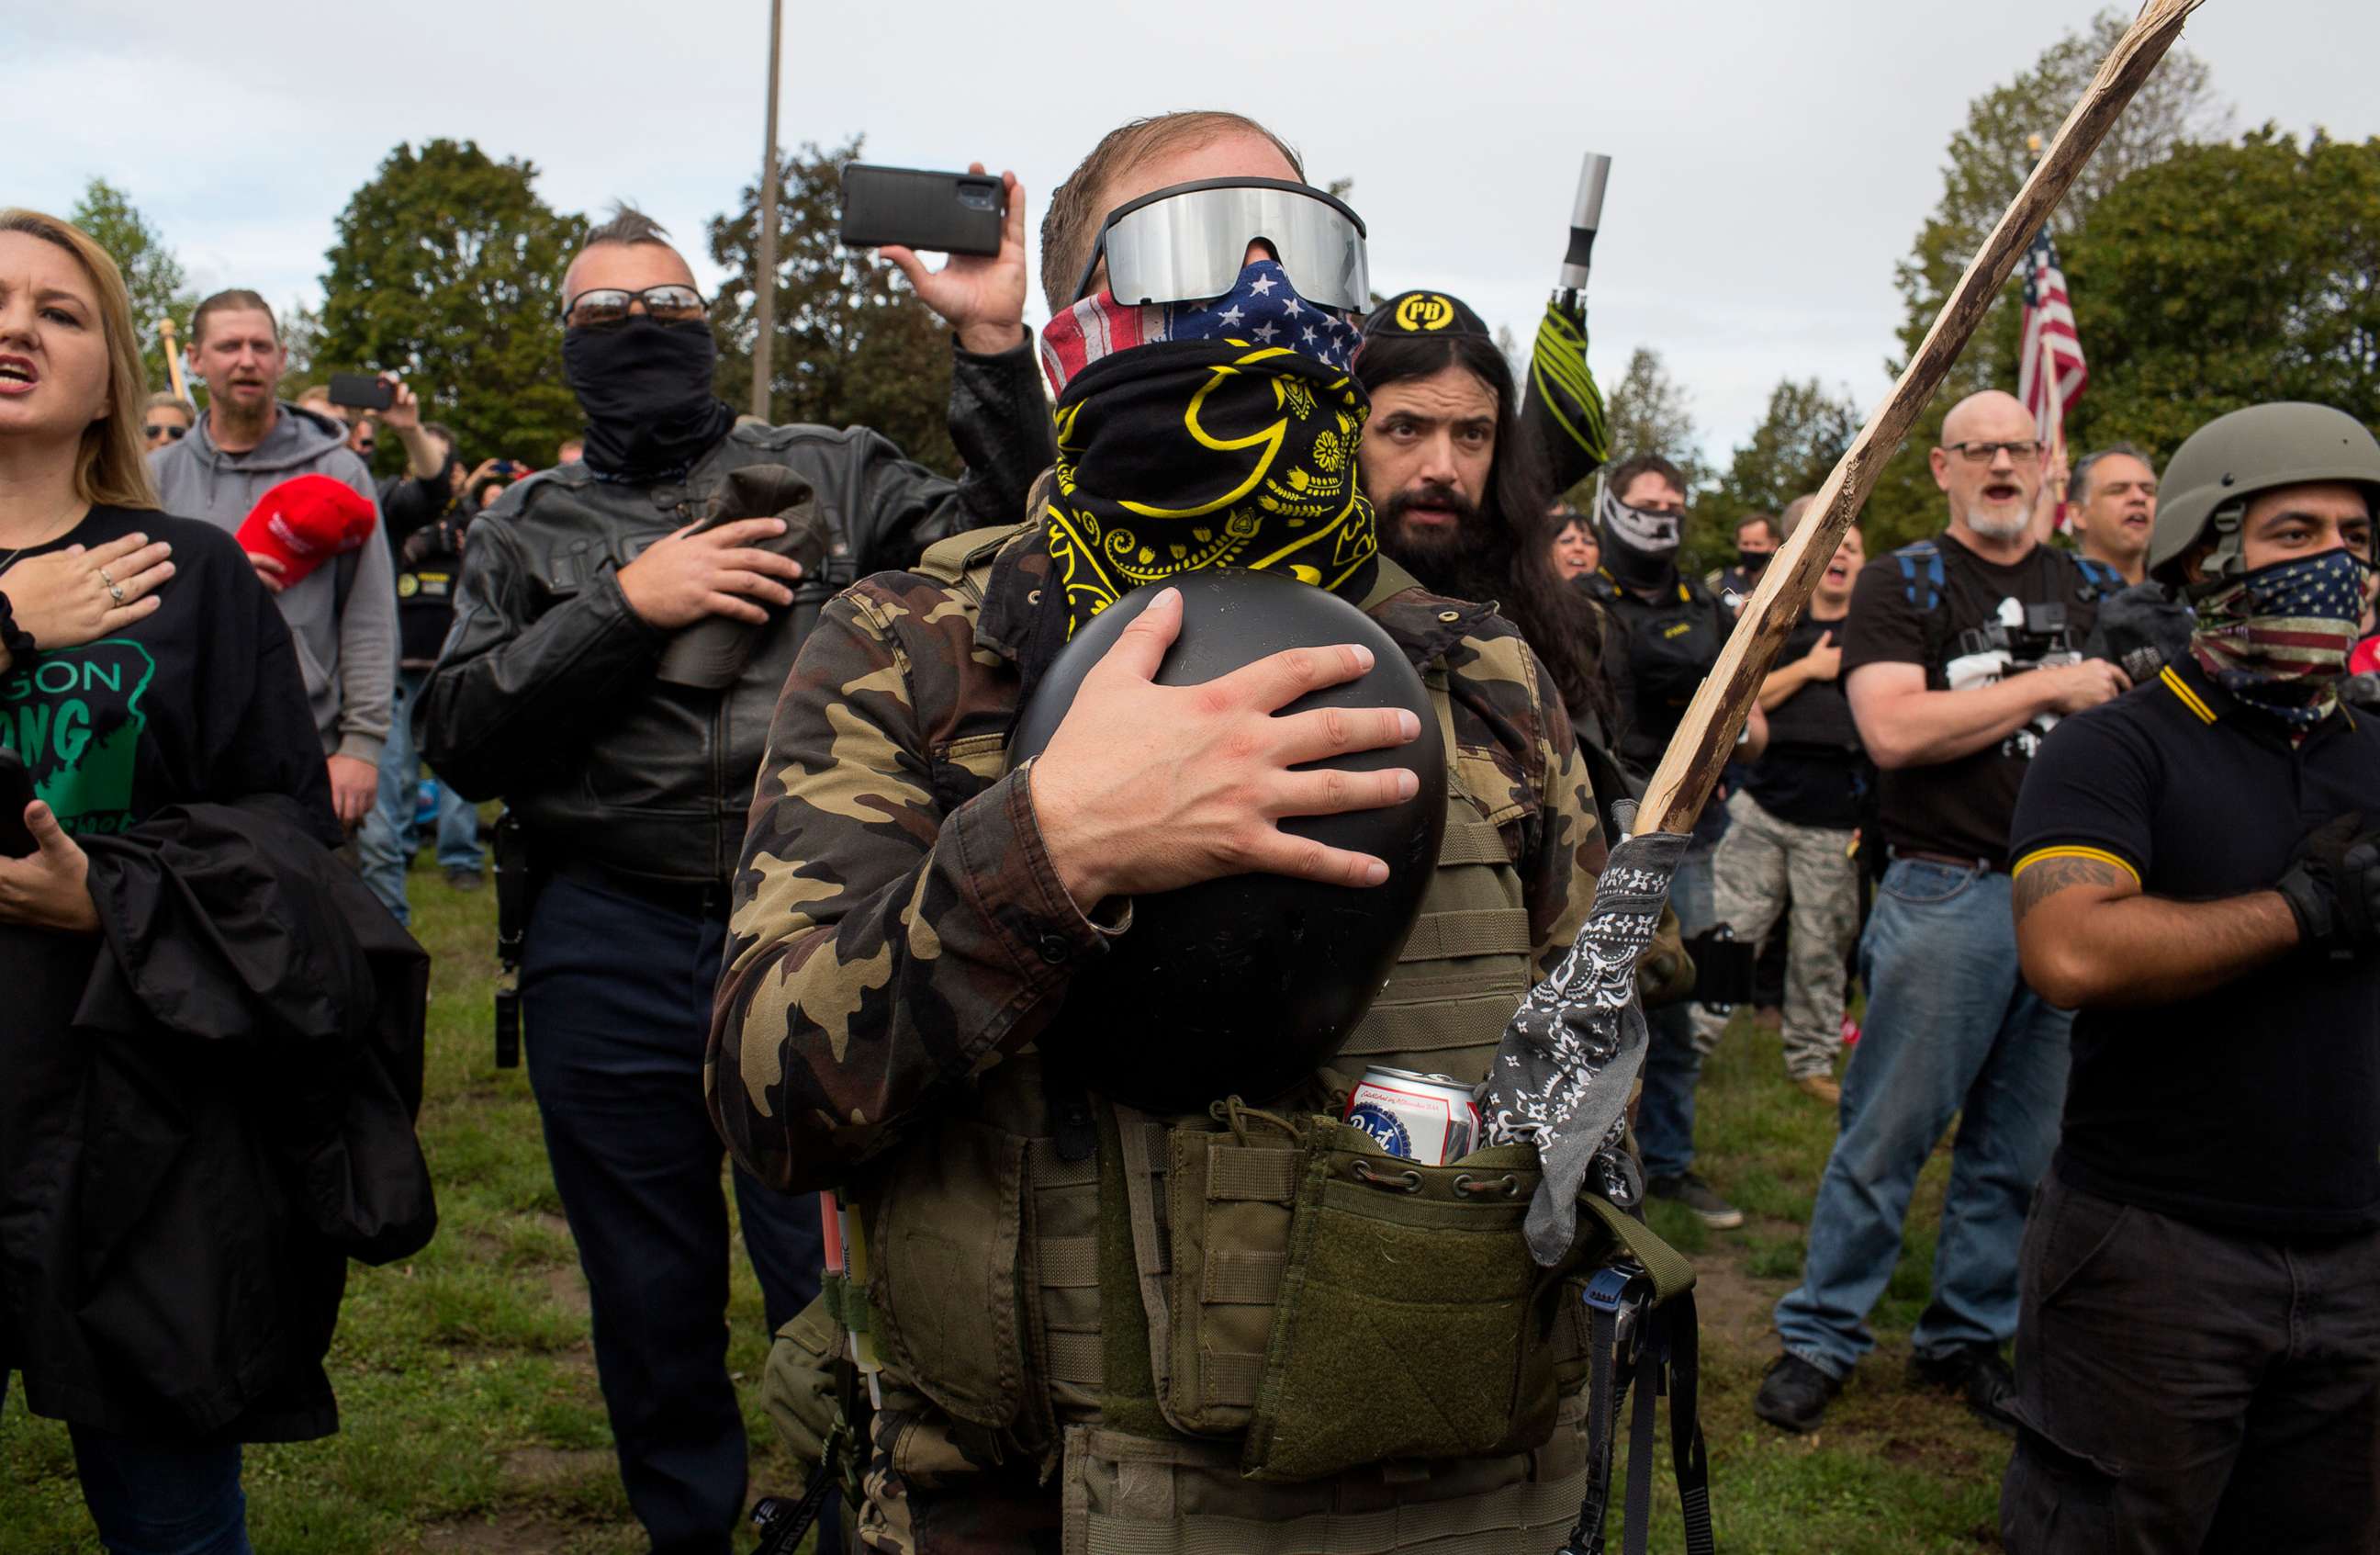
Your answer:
[711,113,1615,1553]
[1998,401,2380,1553]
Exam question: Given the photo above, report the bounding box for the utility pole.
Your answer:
[749,0,783,422]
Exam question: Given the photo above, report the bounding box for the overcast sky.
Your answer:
[16,0,2375,457]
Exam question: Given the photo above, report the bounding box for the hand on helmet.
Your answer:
[1029,587,1422,907]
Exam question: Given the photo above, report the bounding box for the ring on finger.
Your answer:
[99,568,127,605]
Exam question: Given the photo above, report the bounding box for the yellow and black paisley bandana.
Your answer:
[1041,331,1379,637]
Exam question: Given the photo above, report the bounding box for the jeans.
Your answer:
[1774,857,2071,1379]
[0,1378,252,1555]
[2001,1171,2380,1552]
[522,872,830,1555]
[1635,840,1718,1180]
[1688,791,1859,1079]
[359,668,484,925]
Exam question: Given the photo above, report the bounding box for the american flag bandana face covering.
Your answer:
[1039,258,1361,395]
[2190,546,2370,735]
[1036,261,1376,636]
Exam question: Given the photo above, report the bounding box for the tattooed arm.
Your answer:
[2011,847,2298,1009]
[2010,702,2298,1009]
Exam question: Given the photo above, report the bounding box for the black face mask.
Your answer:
[561,317,734,482]
[1738,547,1773,574]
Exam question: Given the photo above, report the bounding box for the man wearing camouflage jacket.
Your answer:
[711,113,1614,1554]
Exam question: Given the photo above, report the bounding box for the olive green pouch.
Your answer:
[761,1297,866,1506]
[1239,1119,1593,1482]
[761,1297,843,1464]
[1161,1106,1305,1437]
[865,1118,1029,1429]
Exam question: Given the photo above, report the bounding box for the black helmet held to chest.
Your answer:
[1007,569,1446,1114]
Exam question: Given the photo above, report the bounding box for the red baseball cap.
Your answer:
[235,475,377,586]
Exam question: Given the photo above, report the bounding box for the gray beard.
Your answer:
[1965,506,2031,541]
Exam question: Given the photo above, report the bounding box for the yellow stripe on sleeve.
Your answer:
[2160,666,2217,725]
[2010,846,2142,886]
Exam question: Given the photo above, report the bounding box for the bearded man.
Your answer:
[1351,288,1613,758]
[1757,389,2127,1437]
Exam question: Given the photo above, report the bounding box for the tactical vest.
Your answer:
[807,528,1673,1551]
[1588,569,1728,776]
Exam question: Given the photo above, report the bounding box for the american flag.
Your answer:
[2017,226,2087,475]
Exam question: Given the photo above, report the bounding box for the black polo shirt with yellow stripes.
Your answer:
[2009,654,2380,1236]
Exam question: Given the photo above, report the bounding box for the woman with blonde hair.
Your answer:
[0,211,428,1554]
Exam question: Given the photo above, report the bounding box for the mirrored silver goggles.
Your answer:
[1075,178,1370,313]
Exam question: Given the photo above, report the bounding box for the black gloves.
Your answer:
[2275,810,2380,953]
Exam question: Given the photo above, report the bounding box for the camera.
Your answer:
[1944,597,2078,693]
[1955,598,2072,667]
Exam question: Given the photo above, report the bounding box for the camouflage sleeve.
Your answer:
[1516,639,1606,970]
[707,585,1110,1192]
[1445,621,1606,970]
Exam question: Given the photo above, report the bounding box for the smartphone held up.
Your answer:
[327,371,396,413]
[838,164,1006,257]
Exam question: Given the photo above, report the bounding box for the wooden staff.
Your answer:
[1633,0,2206,837]
[156,317,189,402]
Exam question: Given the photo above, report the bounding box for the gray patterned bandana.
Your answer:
[1484,827,1686,1265]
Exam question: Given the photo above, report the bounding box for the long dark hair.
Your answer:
[1353,330,1613,735]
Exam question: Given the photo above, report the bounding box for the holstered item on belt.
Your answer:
[1682,925,1755,1008]
[491,807,528,1068]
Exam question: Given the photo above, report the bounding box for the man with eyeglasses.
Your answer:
[419,200,1052,1555]
[1756,389,2124,1437]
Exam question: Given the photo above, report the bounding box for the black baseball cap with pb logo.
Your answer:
[1362,288,1491,340]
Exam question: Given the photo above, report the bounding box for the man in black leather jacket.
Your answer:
[418,197,1052,1555]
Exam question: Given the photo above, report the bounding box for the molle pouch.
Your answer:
[1160,1105,1307,1437]
[864,1119,1029,1430]
[1239,1119,1589,1482]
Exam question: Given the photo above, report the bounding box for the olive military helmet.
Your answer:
[2149,402,2380,590]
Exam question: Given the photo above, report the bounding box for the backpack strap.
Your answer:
[1893,538,1945,614]
[1892,539,1956,685]
[915,520,1034,606]
[2073,556,2121,597]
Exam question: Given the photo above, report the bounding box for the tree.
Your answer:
[317,140,587,470]
[1858,8,2230,545]
[709,138,958,473]
[2064,128,2380,459]
[1892,6,2229,395]
[69,178,196,395]
[1697,377,1866,558]
[1591,345,1706,490]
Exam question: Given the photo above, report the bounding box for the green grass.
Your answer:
[1613,1014,2012,1553]
[2,862,798,1553]
[4,875,2009,1552]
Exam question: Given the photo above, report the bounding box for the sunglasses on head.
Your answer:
[560,284,709,329]
[144,423,187,441]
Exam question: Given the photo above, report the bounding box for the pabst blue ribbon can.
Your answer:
[1343,1066,1480,1166]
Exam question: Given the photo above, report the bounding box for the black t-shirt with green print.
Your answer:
[0,505,337,843]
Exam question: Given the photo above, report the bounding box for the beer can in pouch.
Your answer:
[1343,1066,1480,1166]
